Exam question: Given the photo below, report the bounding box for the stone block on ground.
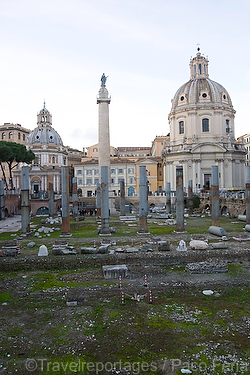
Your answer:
[1,240,20,256]
[157,241,171,251]
[81,247,98,254]
[211,242,228,249]
[27,241,36,248]
[208,226,227,237]
[125,247,139,253]
[141,244,154,252]
[102,265,128,279]
[177,240,187,251]
[98,244,110,254]
[189,240,208,250]
[38,245,48,256]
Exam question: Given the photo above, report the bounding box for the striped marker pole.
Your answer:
[144,274,148,287]
[121,290,125,305]
[148,289,153,304]
[119,275,122,289]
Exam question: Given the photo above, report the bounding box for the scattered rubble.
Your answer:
[186,260,228,274]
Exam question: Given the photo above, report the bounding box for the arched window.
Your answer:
[179,121,184,134]
[23,134,25,141]
[226,119,230,134]
[9,132,13,139]
[2,132,5,140]
[18,132,20,140]
[202,118,209,132]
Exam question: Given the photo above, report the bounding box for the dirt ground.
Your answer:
[1,217,250,374]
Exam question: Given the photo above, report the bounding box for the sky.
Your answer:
[0,0,250,151]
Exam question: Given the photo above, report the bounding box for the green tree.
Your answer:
[0,141,35,190]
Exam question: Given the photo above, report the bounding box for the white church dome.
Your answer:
[170,49,233,115]
[26,103,63,146]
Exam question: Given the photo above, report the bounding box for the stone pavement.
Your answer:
[0,215,21,234]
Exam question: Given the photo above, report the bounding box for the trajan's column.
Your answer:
[97,73,115,226]
[97,73,111,172]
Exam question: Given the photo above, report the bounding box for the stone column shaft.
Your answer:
[100,166,110,234]
[188,180,193,215]
[61,166,70,235]
[72,176,78,218]
[96,182,101,217]
[176,166,184,231]
[120,179,125,216]
[211,165,220,227]
[138,166,148,233]
[246,165,250,224]
[0,180,5,220]
[166,182,171,214]
[48,182,54,217]
[21,166,30,234]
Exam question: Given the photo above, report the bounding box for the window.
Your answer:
[86,170,92,175]
[226,119,230,134]
[198,64,202,74]
[23,134,25,141]
[194,65,196,78]
[18,132,20,140]
[9,132,13,139]
[202,118,209,132]
[111,169,116,174]
[179,121,184,134]
[129,177,133,184]
[128,168,134,174]
[94,178,99,185]
[118,169,123,174]
[94,169,99,175]
[77,170,82,175]
[2,132,5,140]
[118,178,124,184]
[86,178,92,185]
[111,178,115,184]
[78,179,83,185]
[93,148,98,152]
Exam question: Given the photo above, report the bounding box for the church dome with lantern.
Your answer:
[163,48,246,191]
[170,51,233,113]
[26,103,63,146]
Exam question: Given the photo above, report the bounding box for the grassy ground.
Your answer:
[0,214,250,374]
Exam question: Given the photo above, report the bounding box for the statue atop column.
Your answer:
[101,73,108,86]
